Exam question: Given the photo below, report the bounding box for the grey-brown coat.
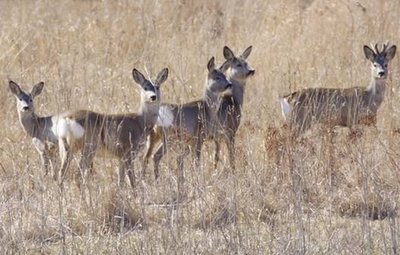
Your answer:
[58,68,168,187]
[280,43,396,135]
[143,57,232,179]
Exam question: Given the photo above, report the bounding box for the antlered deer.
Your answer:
[280,43,396,135]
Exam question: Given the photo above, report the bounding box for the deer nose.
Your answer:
[378,71,385,77]
[248,70,255,76]
[225,84,232,90]
[22,106,29,111]
[150,95,157,101]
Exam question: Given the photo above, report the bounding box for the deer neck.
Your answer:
[227,77,246,107]
[366,78,386,107]
[139,102,159,129]
[19,112,40,138]
[204,89,221,118]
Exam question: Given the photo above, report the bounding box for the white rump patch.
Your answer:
[55,118,68,138]
[157,105,174,127]
[53,117,85,139]
[68,119,85,138]
[280,98,292,121]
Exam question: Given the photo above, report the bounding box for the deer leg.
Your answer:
[176,145,189,192]
[32,138,50,176]
[145,128,163,179]
[119,154,133,188]
[214,140,221,169]
[226,135,236,171]
[153,144,164,180]
[58,138,73,183]
[126,160,136,189]
[78,142,97,187]
[142,139,151,176]
[48,154,58,178]
[143,129,158,176]
[128,145,138,189]
[39,153,51,176]
[194,136,204,168]
[153,132,167,180]
[46,144,60,179]
[118,158,127,187]
[88,162,95,176]
[119,154,135,189]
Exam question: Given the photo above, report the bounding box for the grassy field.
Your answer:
[2,0,400,254]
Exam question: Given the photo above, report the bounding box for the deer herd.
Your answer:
[8,43,397,189]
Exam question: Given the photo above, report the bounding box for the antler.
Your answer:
[372,43,390,55]
[374,43,380,54]
[382,43,388,53]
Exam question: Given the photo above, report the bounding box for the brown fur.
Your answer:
[58,68,168,188]
[282,44,396,135]
[143,58,232,179]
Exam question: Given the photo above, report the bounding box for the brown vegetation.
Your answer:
[2,0,400,254]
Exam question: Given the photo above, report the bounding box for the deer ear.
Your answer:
[241,46,253,59]
[385,45,396,61]
[364,45,376,62]
[207,57,215,72]
[132,68,146,85]
[223,46,235,60]
[31,82,44,98]
[9,80,22,96]
[155,68,168,86]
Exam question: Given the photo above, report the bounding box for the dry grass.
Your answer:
[2,0,400,254]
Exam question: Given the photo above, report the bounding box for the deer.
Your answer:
[211,46,255,170]
[56,68,168,188]
[9,80,64,178]
[280,43,396,136]
[143,57,232,179]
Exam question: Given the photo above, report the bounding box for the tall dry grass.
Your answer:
[1,0,400,253]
